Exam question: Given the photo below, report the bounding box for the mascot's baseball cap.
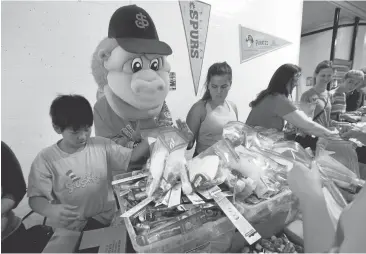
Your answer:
[108,5,172,55]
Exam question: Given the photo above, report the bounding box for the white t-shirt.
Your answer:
[27,137,132,231]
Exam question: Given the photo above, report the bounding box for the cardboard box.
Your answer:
[42,228,82,253]
[78,224,127,253]
[42,223,128,253]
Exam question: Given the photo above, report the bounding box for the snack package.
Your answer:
[316,137,360,177]
[146,129,189,198]
[187,139,239,190]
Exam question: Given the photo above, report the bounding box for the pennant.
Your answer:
[239,25,291,63]
[179,1,211,96]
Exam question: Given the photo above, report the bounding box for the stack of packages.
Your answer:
[112,120,364,253]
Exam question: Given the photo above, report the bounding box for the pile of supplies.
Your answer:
[112,120,364,253]
[241,233,304,253]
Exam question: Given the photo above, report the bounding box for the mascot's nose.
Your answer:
[134,70,164,93]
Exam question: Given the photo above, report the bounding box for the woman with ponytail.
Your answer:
[186,62,238,156]
[246,63,337,145]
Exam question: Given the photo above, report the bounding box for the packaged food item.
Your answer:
[240,232,304,253]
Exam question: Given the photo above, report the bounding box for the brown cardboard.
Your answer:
[79,224,127,253]
[284,220,304,246]
[42,228,82,253]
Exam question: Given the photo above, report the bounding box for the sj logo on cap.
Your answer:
[135,12,149,29]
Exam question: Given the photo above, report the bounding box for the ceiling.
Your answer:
[301,1,366,34]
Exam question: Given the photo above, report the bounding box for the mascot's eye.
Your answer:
[150,58,160,71]
[131,58,143,73]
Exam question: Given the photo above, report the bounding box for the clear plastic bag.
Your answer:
[187,139,239,190]
[232,146,290,199]
[146,129,189,197]
[271,141,313,167]
[316,138,360,177]
[315,149,364,192]
[234,189,299,225]
[242,124,285,150]
[222,121,247,147]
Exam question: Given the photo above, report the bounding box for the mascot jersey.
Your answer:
[94,96,173,146]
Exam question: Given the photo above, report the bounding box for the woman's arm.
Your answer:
[186,102,205,150]
[283,110,336,138]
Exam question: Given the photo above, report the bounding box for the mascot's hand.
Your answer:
[176,119,194,142]
[132,120,142,143]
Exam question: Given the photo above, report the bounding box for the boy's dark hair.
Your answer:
[50,94,93,131]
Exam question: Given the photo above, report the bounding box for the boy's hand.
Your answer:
[48,204,80,226]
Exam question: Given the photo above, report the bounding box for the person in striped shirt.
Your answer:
[330,70,364,121]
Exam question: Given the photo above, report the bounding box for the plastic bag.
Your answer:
[316,137,360,177]
[271,141,313,167]
[242,124,284,150]
[222,121,247,147]
[234,189,299,225]
[231,146,291,199]
[315,149,364,192]
[146,129,190,197]
[187,139,239,190]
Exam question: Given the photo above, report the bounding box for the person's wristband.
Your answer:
[133,142,139,148]
[127,141,134,149]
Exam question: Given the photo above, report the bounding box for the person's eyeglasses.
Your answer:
[294,73,302,79]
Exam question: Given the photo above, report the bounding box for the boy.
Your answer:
[28,95,150,231]
[330,70,364,122]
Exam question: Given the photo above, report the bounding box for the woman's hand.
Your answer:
[323,128,340,139]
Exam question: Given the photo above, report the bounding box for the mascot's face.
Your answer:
[103,46,170,119]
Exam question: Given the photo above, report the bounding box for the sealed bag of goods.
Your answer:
[316,137,360,177]
[146,128,192,197]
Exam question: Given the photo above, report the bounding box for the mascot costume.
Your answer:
[92,5,173,169]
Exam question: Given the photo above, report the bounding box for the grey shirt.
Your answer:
[246,94,297,131]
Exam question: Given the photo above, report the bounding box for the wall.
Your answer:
[1,0,303,215]
[298,24,366,98]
